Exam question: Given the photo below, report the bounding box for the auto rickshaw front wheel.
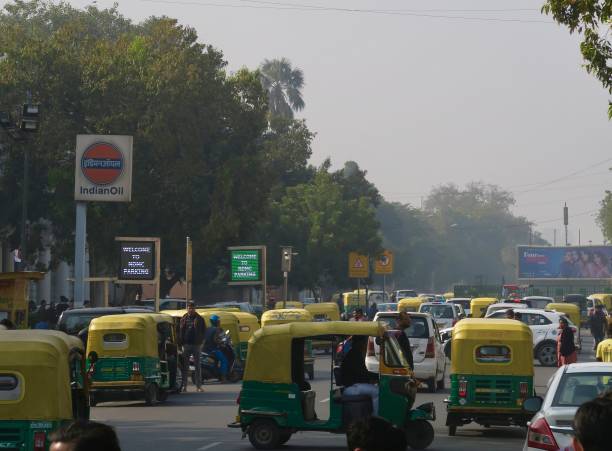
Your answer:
[248,419,280,449]
[144,383,158,406]
[405,420,434,450]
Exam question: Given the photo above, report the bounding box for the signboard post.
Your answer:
[228,246,267,308]
[115,237,160,311]
[186,237,193,303]
[375,250,394,295]
[349,252,370,309]
[73,135,133,307]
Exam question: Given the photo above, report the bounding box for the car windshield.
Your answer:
[60,313,103,334]
[552,372,612,407]
[420,304,454,319]
[377,316,429,339]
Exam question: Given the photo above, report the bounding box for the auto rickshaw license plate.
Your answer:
[475,388,508,393]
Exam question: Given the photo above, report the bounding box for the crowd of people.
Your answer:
[28,296,74,329]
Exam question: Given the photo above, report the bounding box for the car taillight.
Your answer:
[367,337,376,357]
[527,417,559,451]
[425,337,435,358]
[33,431,46,451]
[519,382,528,399]
[458,380,467,398]
[132,361,140,373]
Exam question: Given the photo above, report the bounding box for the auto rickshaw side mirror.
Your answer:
[88,351,98,363]
[523,396,543,413]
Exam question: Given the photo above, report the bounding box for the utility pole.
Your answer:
[563,203,569,246]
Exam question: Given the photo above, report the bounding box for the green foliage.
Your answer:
[598,190,612,241]
[542,0,612,118]
[259,58,305,119]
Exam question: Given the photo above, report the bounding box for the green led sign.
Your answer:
[231,249,261,282]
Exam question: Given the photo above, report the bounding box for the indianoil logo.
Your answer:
[80,142,124,185]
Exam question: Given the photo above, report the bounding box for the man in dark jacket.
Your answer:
[340,335,379,414]
[397,311,414,371]
[589,305,607,350]
[179,301,206,392]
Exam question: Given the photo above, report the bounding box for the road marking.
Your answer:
[320,397,329,403]
[197,443,222,450]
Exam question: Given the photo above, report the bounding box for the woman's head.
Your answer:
[559,317,569,328]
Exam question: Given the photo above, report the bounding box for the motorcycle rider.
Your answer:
[203,314,229,382]
[179,301,206,392]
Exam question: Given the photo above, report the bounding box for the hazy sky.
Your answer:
[10,0,611,244]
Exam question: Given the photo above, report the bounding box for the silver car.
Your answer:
[523,362,612,450]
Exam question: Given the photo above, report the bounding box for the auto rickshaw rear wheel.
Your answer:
[248,419,281,449]
[405,420,434,450]
[144,383,158,406]
[426,377,437,393]
[279,431,292,445]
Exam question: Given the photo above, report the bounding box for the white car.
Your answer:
[486,309,579,366]
[485,302,528,317]
[523,362,612,451]
[522,296,554,310]
[367,311,447,393]
[418,302,460,330]
[394,289,418,301]
[447,298,471,317]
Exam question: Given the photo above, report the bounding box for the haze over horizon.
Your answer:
[10,0,610,245]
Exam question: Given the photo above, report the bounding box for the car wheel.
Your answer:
[536,341,557,367]
[437,373,445,390]
[405,420,434,450]
[427,376,437,393]
[248,419,280,450]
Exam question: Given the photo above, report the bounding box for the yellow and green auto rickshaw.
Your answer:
[469,298,498,318]
[445,319,534,436]
[305,302,341,352]
[589,293,612,311]
[398,297,427,313]
[229,321,435,450]
[342,292,367,317]
[228,311,260,361]
[0,330,89,450]
[87,313,179,406]
[274,301,303,310]
[261,309,316,380]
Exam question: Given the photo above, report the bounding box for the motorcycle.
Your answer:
[190,330,242,383]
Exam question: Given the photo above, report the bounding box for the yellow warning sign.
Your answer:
[375,250,394,275]
[349,252,370,278]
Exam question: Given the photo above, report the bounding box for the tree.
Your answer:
[259,58,305,119]
[542,0,612,118]
[598,190,612,241]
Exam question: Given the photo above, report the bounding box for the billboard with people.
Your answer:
[518,246,612,280]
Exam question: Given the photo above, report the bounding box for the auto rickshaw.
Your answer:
[469,297,497,318]
[398,297,426,313]
[87,313,179,406]
[342,291,367,317]
[197,309,242,357]
[545,302,582,349]
[305,302,341,352]
[589,293,612,311]
[443,292,454,300]
[273,301,303,310]
[229,321,435,450]
[261,308,315,380]
[229,311,260,361]
[0,330,89,450]
[445,319,534,436]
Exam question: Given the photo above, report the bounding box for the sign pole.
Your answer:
[155,238,161,312]
[74,201,87,307]
[383,274,386,296]
[262,246,267,310]
[283,272,288,309]
[186,236,192,303]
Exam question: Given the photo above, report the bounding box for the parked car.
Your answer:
[447,298,471,317]
[522,296,554,310]
[486,308,580,366]
[208,301,257,314]
[485,302,528,317]
[141,298,187,311]
[522,362,612,451]
[368,311,447,392]
[418,302,460,330]
[56,306,151,335]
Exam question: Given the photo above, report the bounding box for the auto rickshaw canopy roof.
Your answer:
[304,302,340,320]
[87,313,172,358]
[450,319,533,375]
[588,294,612,310]
[545,303,581,325]
[244,321,384,384]
[197,309,241,344]
[398,297,426,311]
[274,301,304,309]
[0,330,83,420]
[261,308,313,326]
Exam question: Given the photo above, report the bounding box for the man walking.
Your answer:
[589,304,607,350]
[179,301,206,392]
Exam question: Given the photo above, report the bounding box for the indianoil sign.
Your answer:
[74,135,133,202]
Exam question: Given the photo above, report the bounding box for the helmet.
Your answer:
[210,314,220,325]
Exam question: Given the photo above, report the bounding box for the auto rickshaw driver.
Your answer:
[340,335,380,414]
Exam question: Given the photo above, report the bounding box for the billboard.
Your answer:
[518,246,612,280]
[119,241,155,280]
[230,249,261,282]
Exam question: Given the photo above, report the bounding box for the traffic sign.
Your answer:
[375,250,394,275]
[349,252,369,278]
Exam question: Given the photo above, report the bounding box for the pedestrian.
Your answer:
[49,420,121,451]
[589,304,607,350]
[34,300,49,329]
[267,296,276,311]
[351,308,366,322]
[571,393,612,451]
[202,314,228,382]
[557,317,577,367]
[595,323,612,362]
[347,415,407,451]
[179,301,206,392]
[505,309,514,320]
[367,302,378,320]
[396,311,414,371]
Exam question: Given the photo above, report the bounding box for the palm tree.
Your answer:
[259,58,305,118]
